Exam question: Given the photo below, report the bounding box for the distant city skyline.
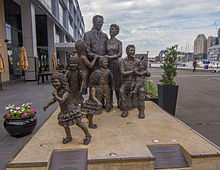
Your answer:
[78,0,220,57]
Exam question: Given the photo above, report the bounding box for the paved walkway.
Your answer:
[150,68,220,148]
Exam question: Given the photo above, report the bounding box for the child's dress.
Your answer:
[81,85,103,115]
[57,91,83,127]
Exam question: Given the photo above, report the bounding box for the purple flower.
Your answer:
[30,111,34,114]
[33,110,36,113]
[6,114,11,117]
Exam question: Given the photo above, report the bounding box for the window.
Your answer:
[5,24,12,43]
[66,0,69,10]
[41,0,51,12]
[59,3,64,25]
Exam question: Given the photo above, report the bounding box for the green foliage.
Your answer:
[147,80,158,98]
[160,45,178,86]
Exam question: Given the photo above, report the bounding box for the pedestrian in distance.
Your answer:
[193,60,197,72]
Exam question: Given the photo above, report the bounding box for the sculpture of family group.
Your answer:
[43,15,151,145]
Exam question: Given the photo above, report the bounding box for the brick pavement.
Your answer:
[0,79,58,169]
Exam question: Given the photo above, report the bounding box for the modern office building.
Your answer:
[0,0,85,82]
[207,45,220,61]
[194,34,207,59]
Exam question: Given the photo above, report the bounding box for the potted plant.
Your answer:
[3,103,37,137]
[158,45,178,116]
[145,80,158,104]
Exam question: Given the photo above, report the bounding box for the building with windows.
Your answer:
[207,36,214,51]
[207,45,220,61]
[194,34,207,59]
[0,0,84,82]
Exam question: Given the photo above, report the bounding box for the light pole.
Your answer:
[145,51,150,94]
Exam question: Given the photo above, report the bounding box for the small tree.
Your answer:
[147,80,158,98]
[160,45,178,86]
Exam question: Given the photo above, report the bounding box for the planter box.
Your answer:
[4,115,37,137]
[158,84,178,116]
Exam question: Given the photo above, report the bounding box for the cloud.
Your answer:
[78,0,220,57]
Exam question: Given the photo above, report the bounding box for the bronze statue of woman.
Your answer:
[106,24,122,108]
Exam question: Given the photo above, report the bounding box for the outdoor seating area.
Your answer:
[37,70,64,84]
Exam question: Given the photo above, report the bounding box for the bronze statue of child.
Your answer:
[43,73,91,144]
[76,40,99,94]
[132,61,151,94]
[98,57,113,112]
[66,56,83,106]
[81,70,104,129]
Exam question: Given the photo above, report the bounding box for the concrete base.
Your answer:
[6,102,220,170]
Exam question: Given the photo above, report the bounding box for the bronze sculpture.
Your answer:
[106,24,122,108]
[66,56,83,106]
[43,73,91,144]
[81,70,104,129]
[132,61,151,94]
[84,15,108,71]
[98,57,113,112]
[119,45,146,119]
[76,40,99,95]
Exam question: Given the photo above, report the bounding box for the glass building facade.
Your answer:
[1,0,85,81]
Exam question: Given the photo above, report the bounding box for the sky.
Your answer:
[78,0,220,57]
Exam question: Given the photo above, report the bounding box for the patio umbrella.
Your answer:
[0,44,4,90]
[52,52,57,69]
[19,46,29,71]
[0,44,4,73]
[19,46,29,82]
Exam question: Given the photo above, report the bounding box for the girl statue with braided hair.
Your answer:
[43,73,91,145]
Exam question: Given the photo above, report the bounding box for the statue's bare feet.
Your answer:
[62,136,72,144]
[121,111,128,118]
[83,135,91,145]
[89,124,97,129]
[138,110,145,119]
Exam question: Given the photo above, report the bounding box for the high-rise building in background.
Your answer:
[194,28,220,62]
[207,45,220,61]
[207,28,220,62]
[218,28,220,45]
[0,0,84,82]
[194,34,207,59]
[207,36,214,50]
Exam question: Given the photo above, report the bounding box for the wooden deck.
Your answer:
[6,101,220,170]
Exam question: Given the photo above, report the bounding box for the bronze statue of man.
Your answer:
[119,45,146,119]
[84,15,108,71]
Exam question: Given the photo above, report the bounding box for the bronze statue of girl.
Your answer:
[66,56,83,106]
[76,40,99,95]
[44,73,91,144]
[81,70,104,129]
